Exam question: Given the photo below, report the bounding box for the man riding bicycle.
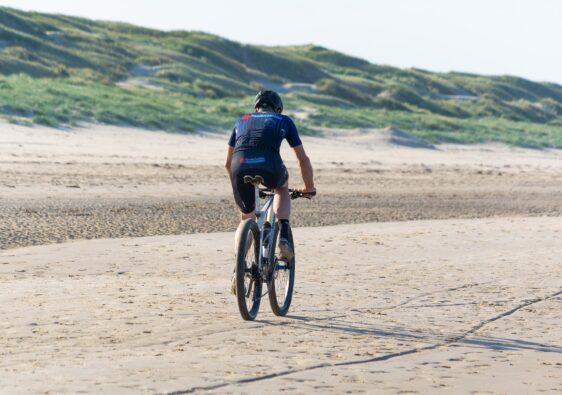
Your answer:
[226,90,316,263]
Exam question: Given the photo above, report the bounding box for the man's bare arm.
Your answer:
[225,146,234,174]
[293,145,315,192]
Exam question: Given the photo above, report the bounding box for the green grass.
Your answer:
[0,75,248,131]
[305,103,561,148]
[0,6,561,147]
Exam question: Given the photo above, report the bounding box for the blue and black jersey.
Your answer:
[228,112,302,153]
[228,112,301,212]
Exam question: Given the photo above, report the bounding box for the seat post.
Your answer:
[254,184,260,215]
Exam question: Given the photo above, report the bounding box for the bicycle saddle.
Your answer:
[243,175,264,186]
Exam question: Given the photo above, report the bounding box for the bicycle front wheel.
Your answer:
[268,225,295,316]
[235,219,262,321]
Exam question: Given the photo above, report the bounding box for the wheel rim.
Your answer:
[273,244,292,307]
[243,235,259,307]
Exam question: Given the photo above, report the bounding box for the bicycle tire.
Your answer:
[235,219,262,321]
[267,225,295,316]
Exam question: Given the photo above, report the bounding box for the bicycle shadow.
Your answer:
[282,314,562,354]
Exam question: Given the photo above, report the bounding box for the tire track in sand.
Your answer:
[166,289,561,394]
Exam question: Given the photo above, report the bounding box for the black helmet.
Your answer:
[254,90,283,113]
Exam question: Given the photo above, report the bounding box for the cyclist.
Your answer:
[226,90,316,262]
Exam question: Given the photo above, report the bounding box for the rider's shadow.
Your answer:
[268,314,562,354]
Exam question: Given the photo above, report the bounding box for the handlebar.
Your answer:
[290,190,316,200]
[259,188,316,200]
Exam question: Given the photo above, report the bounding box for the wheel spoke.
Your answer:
[246,279,253,298]
[275,252,293,304]
[235,221,263,321]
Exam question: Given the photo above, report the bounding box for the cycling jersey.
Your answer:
[228,112,301,213]
[228,112,302,153]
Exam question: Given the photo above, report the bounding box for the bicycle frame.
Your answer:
[254,186,276,275]
[236,178,311,319]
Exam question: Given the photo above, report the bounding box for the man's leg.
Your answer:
[234,210,255,253]
[232,209,258,295]
[274,180,294,261]
[273,180,290,219]
[231,170,257,294]
[240,211,256,221]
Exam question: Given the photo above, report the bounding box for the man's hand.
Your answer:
[292,187,316,199]
[295,186,316,195]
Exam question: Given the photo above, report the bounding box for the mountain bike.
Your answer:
[234,175,315,321]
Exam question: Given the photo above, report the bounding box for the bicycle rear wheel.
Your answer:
[235,219,262,321]
[268,225,295,316]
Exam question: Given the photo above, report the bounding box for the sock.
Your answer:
[278,219,290,240]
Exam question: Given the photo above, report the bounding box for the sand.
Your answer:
[1,122,561,249]
[0,122,561,393]
[1,217,560,393]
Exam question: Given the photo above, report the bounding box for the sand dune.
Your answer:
[1,217,560,393]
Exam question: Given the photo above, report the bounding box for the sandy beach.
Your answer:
[1,218,560,393]
[1,122,561,250]
[0,122,561,393]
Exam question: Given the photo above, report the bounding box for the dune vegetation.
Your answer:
[1,6,561,147]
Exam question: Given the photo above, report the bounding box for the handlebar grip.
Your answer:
[290,190,316,200]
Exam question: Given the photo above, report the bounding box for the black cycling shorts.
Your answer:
[230,151,288,214]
